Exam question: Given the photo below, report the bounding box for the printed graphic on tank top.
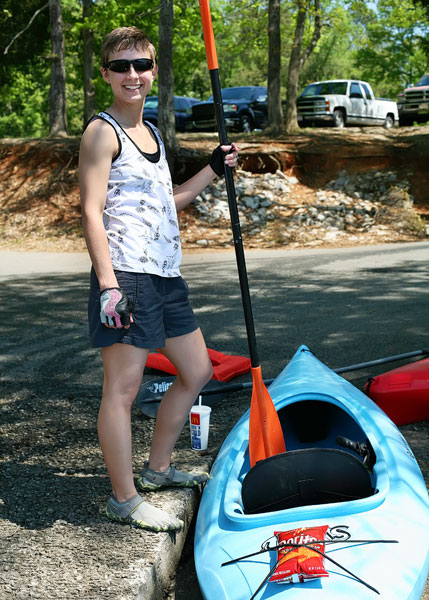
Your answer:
[98,111,181,277]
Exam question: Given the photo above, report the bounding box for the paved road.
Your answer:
[3,241,428,378]
[1,243,428,599]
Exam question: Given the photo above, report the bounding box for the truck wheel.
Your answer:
[399,115,413,127]
[240,115,252,133]
[384,114,394,129]
[333,109,345,128]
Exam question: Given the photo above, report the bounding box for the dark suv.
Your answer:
[187,86,268,132]
[143,95,200,131]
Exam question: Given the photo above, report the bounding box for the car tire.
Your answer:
[333,109,345,128]
[384,114,394,129]
[399,115,413,127]
[240,115,253,133]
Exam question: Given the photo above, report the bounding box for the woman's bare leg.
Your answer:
[100,343,182,530]
[99,343,148,502]
[148,328,213,471]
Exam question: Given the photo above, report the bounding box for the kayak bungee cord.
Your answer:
[247,541,384,599]
[221,537,399,567]
[221,538,399,599]
[248,554,287,600]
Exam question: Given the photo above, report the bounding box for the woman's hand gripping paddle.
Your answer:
[198,0,286,467]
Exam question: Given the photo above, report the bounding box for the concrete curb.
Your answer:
[134,489,200,600]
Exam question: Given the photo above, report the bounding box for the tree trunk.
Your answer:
[157,0,179,172]
[48,0,67,137]
[285,0,322,133]
[82,0,95,127]
[267,0,284,134]
[285,1,306,133]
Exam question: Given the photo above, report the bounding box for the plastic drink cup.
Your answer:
[189,405,211,450]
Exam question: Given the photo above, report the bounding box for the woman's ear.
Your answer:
[152,64,159,80]
[100,67,111,84]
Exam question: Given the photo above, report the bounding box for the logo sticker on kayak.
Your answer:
[148,380,173,394]
[326,524,351,541]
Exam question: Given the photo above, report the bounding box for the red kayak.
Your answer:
[365,359,429,425]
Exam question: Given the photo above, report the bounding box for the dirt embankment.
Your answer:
[0,126,428,252]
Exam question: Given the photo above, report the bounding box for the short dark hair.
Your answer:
[101,27,156,67]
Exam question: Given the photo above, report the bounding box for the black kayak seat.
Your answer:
[241,448,374,515]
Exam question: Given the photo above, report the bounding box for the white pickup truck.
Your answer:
[297,79,398,128]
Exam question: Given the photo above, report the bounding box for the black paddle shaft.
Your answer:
[209,69,259,368]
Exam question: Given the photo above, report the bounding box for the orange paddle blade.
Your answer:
[249,366,286,468]
[199,0,219,70]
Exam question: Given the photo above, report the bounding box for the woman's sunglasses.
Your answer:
[105,58,154,73]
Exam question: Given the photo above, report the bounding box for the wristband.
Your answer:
[100,287,132,328]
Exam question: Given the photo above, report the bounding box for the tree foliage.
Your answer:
[349,0,429,96]
[0,0,428,138]
[1,0,51,136]
[300,4,361,85]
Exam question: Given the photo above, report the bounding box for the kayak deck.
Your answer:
[195,346,429,600]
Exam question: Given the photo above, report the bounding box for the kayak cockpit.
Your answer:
[221,396,387,525]
[242,446,374,514]
[243,398,377,514]
[277,399,373,453]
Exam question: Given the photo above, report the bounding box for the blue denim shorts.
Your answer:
[88,268,199,349]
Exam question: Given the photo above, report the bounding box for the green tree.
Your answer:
[1,0,51,137]
[2,0,428,139]
[158,0,179,168]
[267,0,284,133]
[171,1,211,99]
[299,4,363,87]
[214,0,268,90]
[49,0,68,136]
[412,0,429,60]
[350,0,429,96]
[285,0,322,132]
[82,0,96,126]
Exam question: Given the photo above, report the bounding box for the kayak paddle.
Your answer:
[198,0,285,467]
[137,348,429,418]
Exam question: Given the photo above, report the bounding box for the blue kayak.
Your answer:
[195,346,429,599]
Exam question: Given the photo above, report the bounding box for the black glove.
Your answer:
[100,287,132,328]
[210,145,228,177]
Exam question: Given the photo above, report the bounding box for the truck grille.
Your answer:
[192,103,215,119]
[297,96,330,114]
[404,89,429,102]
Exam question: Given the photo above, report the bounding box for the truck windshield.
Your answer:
[301,82,348,96]
[415,75,429,86]
[208,87,259,101]
[145,97,158,109]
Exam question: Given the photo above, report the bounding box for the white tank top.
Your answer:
[99,112,181,277]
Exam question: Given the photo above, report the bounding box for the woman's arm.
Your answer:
[79,120,119,291]
[173,143,238,211]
